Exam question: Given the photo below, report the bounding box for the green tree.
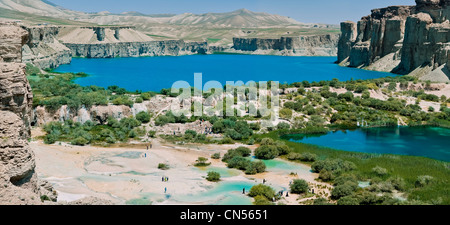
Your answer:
[337,196,360,205]
[248,184,276,201]
[279,108,293,119]
[254,145,279,160]
[331,182,358,200]
[136,111,151,123]
[290,179,309,194]
[206,171,221,182]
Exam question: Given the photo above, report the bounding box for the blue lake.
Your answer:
[286,126,450,162]
[54,55,395,92]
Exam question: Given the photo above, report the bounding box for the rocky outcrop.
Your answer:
[19,25,209,68]
[232,34,340,56]
[65,40,208,58]
[337,1,450,82]
[33,102,154,126]
[0,22,44,204]
[337,21,357,63]
[21,25,72,69]
[338,6,415,69]
[31,95,180,126]
[397,12,450,75]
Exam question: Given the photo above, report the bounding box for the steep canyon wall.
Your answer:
[232,34,340,56]
[337,0,450,82]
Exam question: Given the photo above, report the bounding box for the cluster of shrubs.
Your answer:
[254,138,291,160]
[155,111,190,126]
[194,157,211,167]
[284,76,415,90]
[183,130,207,142]
[281,75,450,129]
[43,116,145,146]
[212,118,255,140]
[320,164,438,205]
[206,171,221,182]
[331,172,410,205]
[286,152,318,162]
[248,184,276,205]
[311,158,356,182]
[158,163,170,170]
[290,179,309,194]
[29,72,155,112]
[222,147,266,175]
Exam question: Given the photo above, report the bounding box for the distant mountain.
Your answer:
[0,0,303,28]
[161,9,303,27]
[0,0,338,45]
[0,0,83,18]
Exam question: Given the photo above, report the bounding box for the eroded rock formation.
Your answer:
[21,25,72,69]
[65,40,208,58]
[0,22,113,205]
[0,22,43,204]
[232,34,340,56]
[337,0,450,82]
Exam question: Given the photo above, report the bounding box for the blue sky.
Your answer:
[50,0,416,24]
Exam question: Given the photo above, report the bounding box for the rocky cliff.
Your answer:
[232,34,340,56]
[337,0,450,82]
[57,26,208,58]
[20,25,209,67]
[21,25,72,69]
[0,22,113,205]
[0,22,56,204]
[65,40,208,58]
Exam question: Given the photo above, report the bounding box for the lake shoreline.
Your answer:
[283,126,450,162]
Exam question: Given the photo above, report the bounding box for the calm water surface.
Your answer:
[286,126,450,162]
[54,55,395,92]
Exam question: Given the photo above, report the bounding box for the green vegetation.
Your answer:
[280,76,450,129]
[290,179,309,194]
[28,60,450,205]
[194,157,211,167]
[43,116,145,146]
[222,147,266,175]
[28,71,156,112]
[211,153,221,160]
[158,163,170,170]
[207,38,222,43]
[248,184,276,203]
[206,171,221,182]
[136,111,152,124]
[254,138,291,160]
[252,129,450,205]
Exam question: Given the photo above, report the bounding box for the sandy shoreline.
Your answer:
[32,133,331,205]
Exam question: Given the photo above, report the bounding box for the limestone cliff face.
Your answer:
[0,22,46,204]
[65,40,208,58]
[232,34,340,56]
[337,0,450,82]
[20,25,209,68]
[397,1,450,75]
[337,21,357,63]
[21,26,72,69]
[338,6,414,69]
